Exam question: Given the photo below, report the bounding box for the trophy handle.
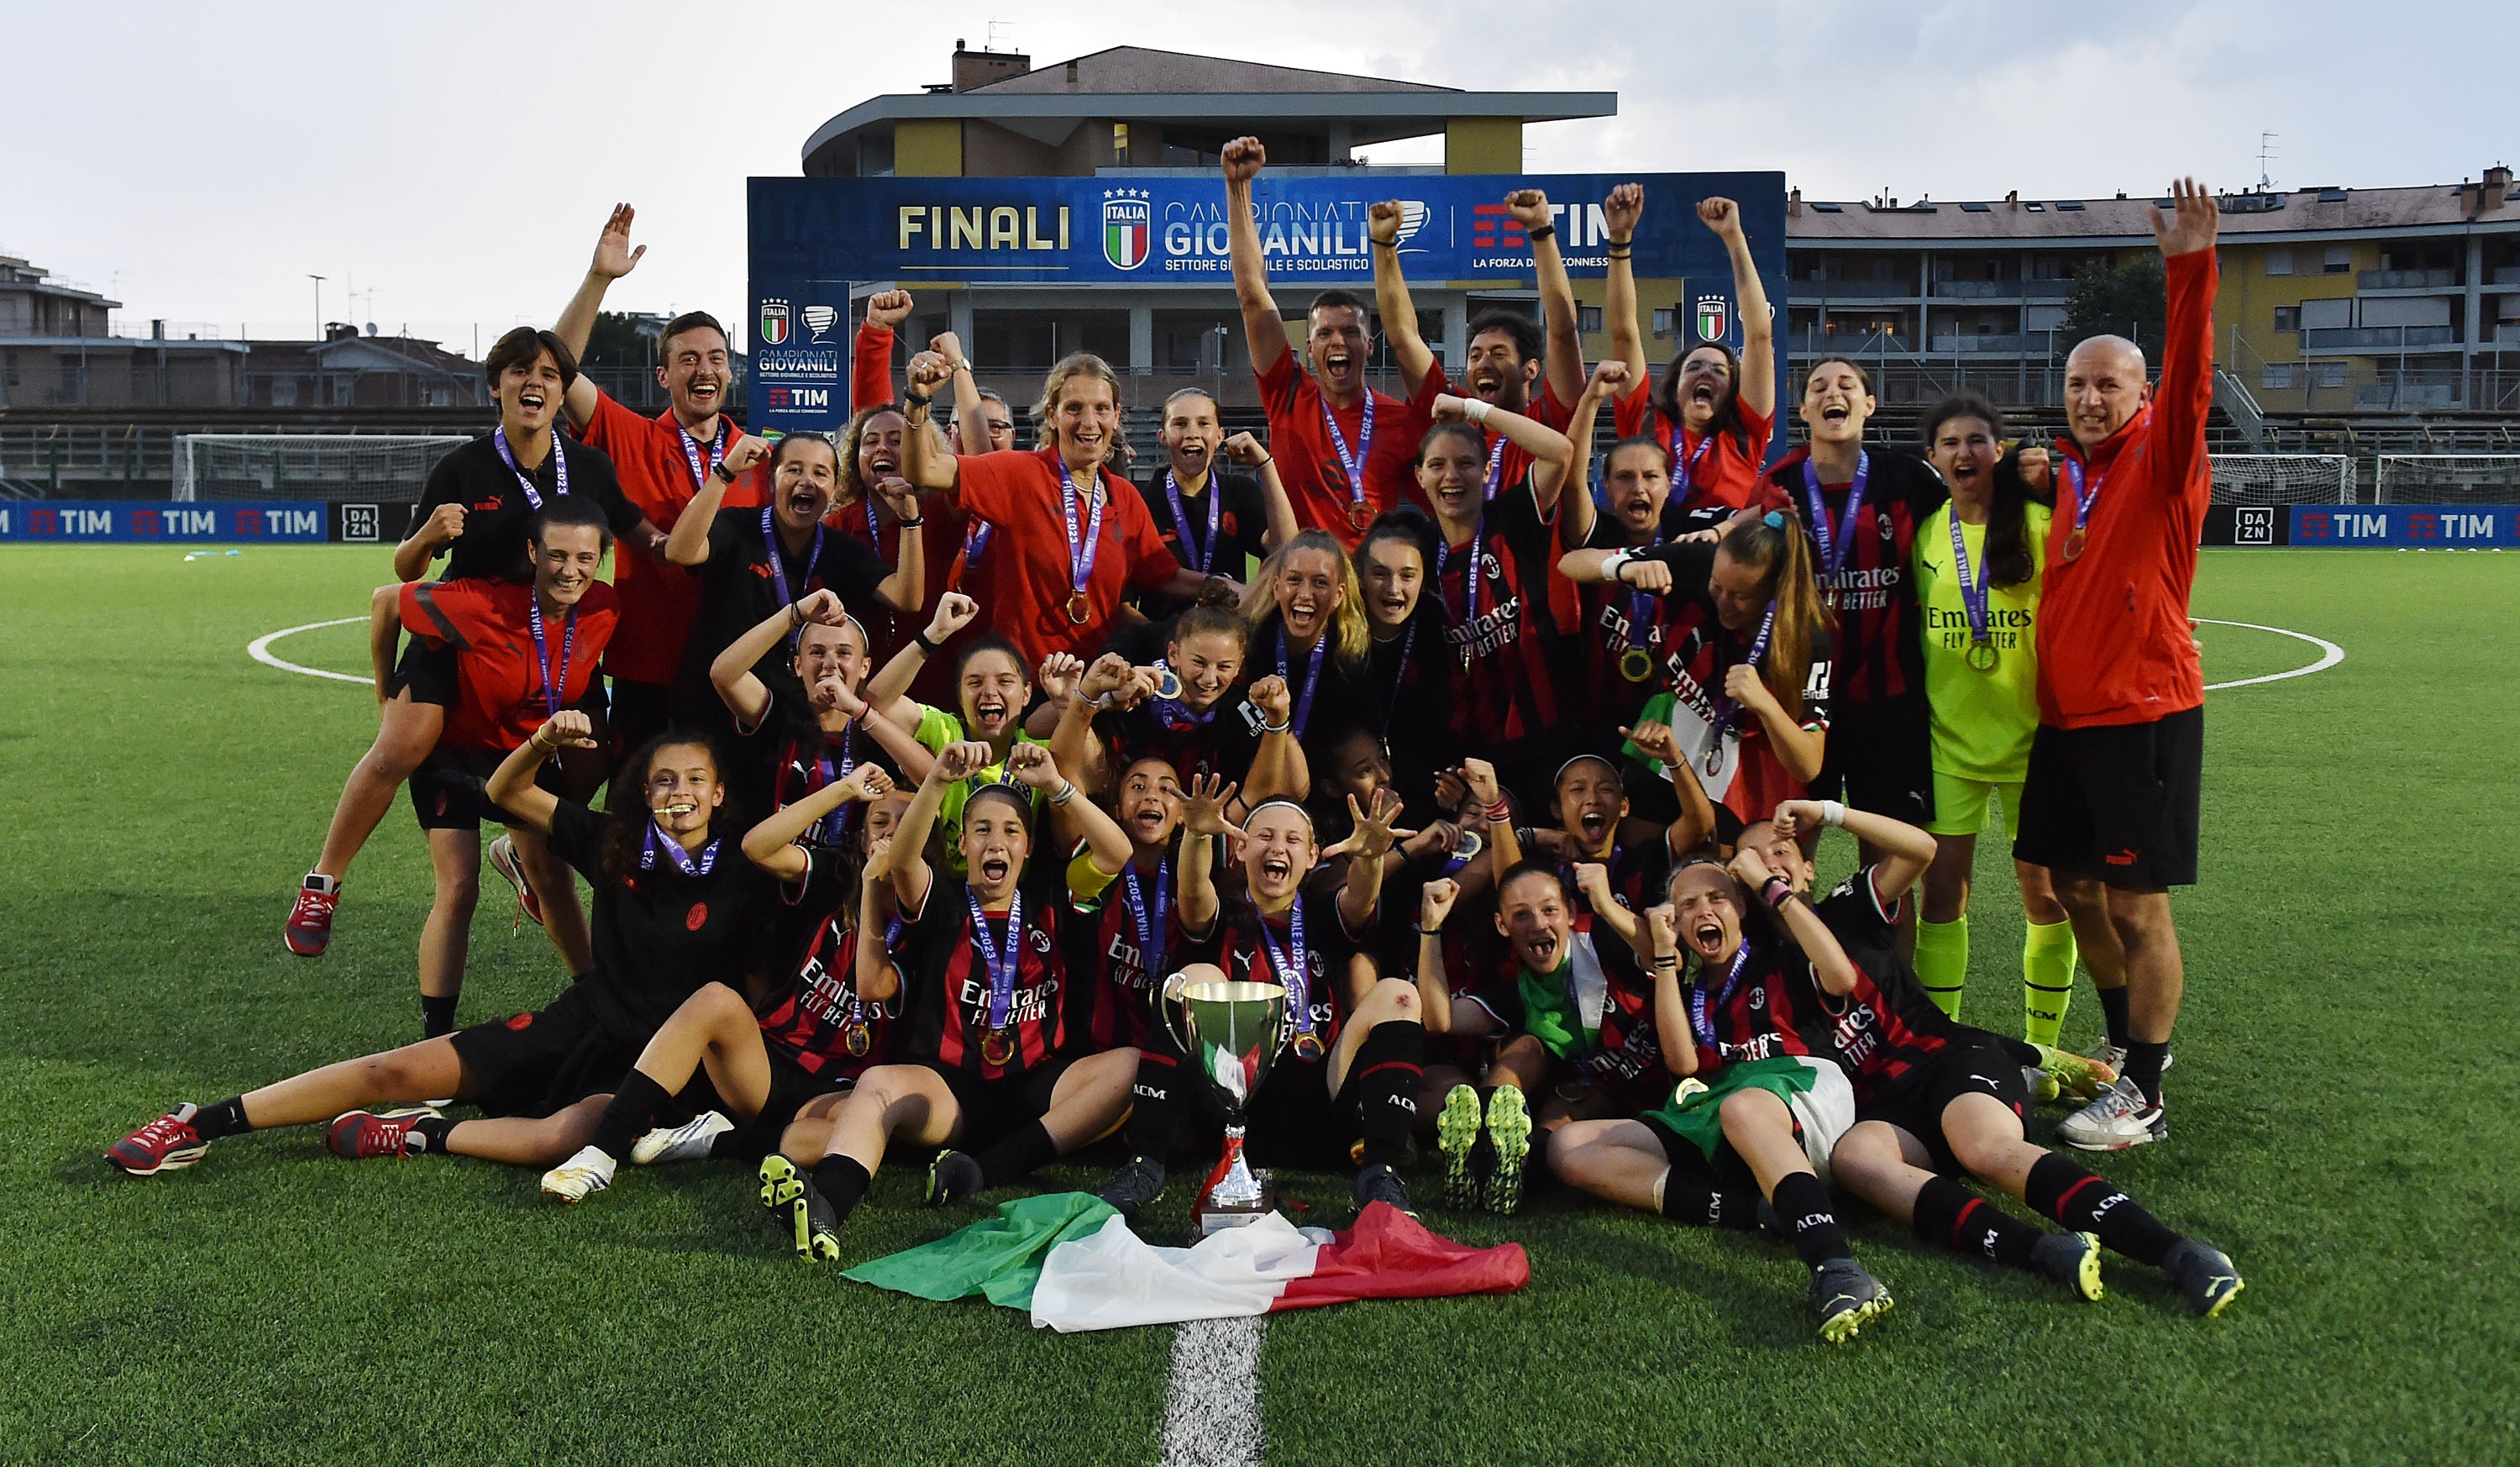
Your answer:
[1160,974,1198,1059]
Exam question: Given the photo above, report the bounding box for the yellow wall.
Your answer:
[1444,118,1521,175]
[895,119,964,178]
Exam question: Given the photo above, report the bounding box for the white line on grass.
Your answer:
[2196,618,2345,691]
[246,618,369,685]
[1161,1316,1265,1467]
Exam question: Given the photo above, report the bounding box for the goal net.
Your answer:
[2374,455,2520,504]
[2208,454,2354,506]
[174,434,474,503]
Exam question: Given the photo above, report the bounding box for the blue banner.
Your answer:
[0,502,331,543]
[2289,504,2515,547]
[747,170,1786,434]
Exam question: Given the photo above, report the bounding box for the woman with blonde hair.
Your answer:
[1238,527,1375,765]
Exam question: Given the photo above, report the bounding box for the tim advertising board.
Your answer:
[747,171,1787,434]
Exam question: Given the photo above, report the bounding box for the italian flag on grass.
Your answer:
[843,1194,1530,1333]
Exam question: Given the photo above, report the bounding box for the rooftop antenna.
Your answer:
[985,18,1011,51]
[2258,132,2279,192]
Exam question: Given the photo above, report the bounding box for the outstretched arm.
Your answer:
[1369,200,1436,396]
[1506,189,1585,413]
[741,764,896,883]
[1698,197,1774,423]
[1431,395,1575,510]
[1237,674,1308,811]
[1008,744,1131,875]
[883,739,988,915]
[1175,773,1242,939]
[867,590,978,726]
[1642,902,1700,1077]
[486,710,600,835]
[1557,360,1624,548]
[1327,786,1413,935]
[899,354,963,498]
[557,204,644,429]
[929,331,995,457]
[2150,176,2222,500]
[1774,799,1935,904]
[1731,848,1857,997]
[1223,137,1289,381]
[713,587,847,729]
[1602,184,1649,393]
[1411,880,1499,1038]
[664,437,770,567]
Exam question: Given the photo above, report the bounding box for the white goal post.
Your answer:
[174,434,474,503]
[2373,455,2520,504]
[2208,454,2354,506]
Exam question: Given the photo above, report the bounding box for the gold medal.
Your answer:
[1703,744,1725,776]
[1349,500,1373,530]
[2061,528,2087,563]
[1293,1030,1326,1062]
[1965,639,1999,674]
[1619,647,1654,683]
[980,1026,1016,1067]
[843,1021,872,1058]
[1066,592,1091,624]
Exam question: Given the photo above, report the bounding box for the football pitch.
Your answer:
[3,544,2515,1465]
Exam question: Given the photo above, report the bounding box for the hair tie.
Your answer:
[1761,510,1787,529]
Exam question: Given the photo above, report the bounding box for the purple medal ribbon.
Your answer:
[1625,528,1667,660]
[1436,522,1488,650]
[676,418,728,494]
[966,885,1026,1033]
[1948,511,1993,652]
[761,506,824,647]
[2062,456,2105,543]
[1801,451,1872,599]
[1378,618,1419,744]
[1666,423,1717,495]
[640,822,722,875]
[491,427,570,511]
[812,723,858,845]
[1121,858,1170,984]
[1061,469,1108,606]
[1255,898,1314,1047]
[1149,659,1218,733]
[1688,941,1753,1051]
[1276,628,1326,738]
[1703,600,1777,769]
[1320,390,1375,520]
[1480,433,1508,502]
[525,595,575,723]
[1163,470,1223,576]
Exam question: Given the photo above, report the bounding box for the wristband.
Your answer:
[1461,398,1494,424]
[1605,235,1633,249]
[1524,223,1556,243]
[1483,799,1513,824]
[1605,248,1632,261]
[1820,800,1846,828]
[913,629,943,654]
[1600,549,1634,582]
[1262,718,1292,736]
[1650,953,1679,969]
[895,517,925,529]
[1049,781,1077,807]
[903,390,932,410]
[713,460,738,485]
[1415,925,1443,937]
[1372,238,1398,251]
[1761,876,1794,911]
[789,602,805,630]
[949,360,974,375]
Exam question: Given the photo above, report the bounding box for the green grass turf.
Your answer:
[3,544,2516,1464]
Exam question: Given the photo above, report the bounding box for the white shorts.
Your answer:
[1784,1057,1856,1184]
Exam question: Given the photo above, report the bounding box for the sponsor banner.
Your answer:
[0,502,331,543]
[747,276,850,436]
[2287,503,2515,547]
[2202,504,2289,546]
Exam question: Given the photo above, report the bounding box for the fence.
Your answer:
[2373,455,2520,504]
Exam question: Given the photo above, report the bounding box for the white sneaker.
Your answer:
[2056,1077,2166,1151]
[539,1144,618,1202]
[631,1110,732,1166]
[2079,1038,2172,1075]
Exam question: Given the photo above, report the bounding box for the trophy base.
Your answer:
[1192,1149,1276,1235]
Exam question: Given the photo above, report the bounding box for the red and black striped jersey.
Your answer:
[894,865,1081,1081]
[1192,891,1372,1068]
[756,847,897,1081]
[1064,849,1184,1054]
[1433,480,1576,754]
[1801,865,1962,1105]
[1694,940,1825,1070]
[1753,446,1946,707]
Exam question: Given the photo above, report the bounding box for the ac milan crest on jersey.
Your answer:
[759,299,791,346]
[1102,190,1152,271]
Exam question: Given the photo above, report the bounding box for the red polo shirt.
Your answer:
[953,447,1180,668]
[1256,348,1440,549]
[399,578,619,753]
[1613,382,1775,513]
[574,389,762,687]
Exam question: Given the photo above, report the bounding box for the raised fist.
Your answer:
[1221,137,1266,185]
[1368,200,1404,246]
[1603,183,1643,241]
[865,291,914,330]
[1697,197,1742,239]
[722,435,773,476]
[1503,189,1553,233]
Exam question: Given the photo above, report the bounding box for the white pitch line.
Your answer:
[2195,618,2346,691]
[1161,1316,1265,1467]
[246,617,370,685]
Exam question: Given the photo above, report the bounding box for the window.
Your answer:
[2024,201,2045,212]
[2264,248,2293,276]
[2274,305,2299,332]
[1578,305,1603,334]
[2300,298,2352,330]
[2312,361,2349,388]
[1651,308,1675,339]
[1810,201,1843,213]
[2260,363,2297,389]
[2323,246,2352,275]
[1111,123,1129,164]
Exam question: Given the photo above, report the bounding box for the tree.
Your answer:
[579,310,653,371]
[2062,255,2166,357]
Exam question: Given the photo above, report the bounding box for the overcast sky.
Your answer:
[8,1,2507,345]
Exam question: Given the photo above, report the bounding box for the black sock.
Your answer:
[192,1096,252,1141]
[1768,1171,1852,1270]
[420,995,459,1039]
[2027,1153,2178,1266]
[2098,986,2132,1050]
[586,1070,670,1162]
[1123,1051,1186,1161]
[975,1119,1060,1188]
[409,1114,458,1154]
[2122,1041,2168,1107]
[1347,1020,1425,1170]
[1659,1169,1760,1231]
[1913,1175,2040,1269]
[813,1154,872,1222]
[709,1122,785,1164]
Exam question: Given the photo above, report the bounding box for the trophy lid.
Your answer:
[1180,980,1288,1005]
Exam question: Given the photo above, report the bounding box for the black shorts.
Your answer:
[929,1055,1074,1153]
[1640,1112,1762,1196]
[387,635,459,707]
[1247,1055,1365,1170]
[2013,706,2202,888]
[408,746,561,832]
[759,1047,853,1131]
[1856,1038,2029,1175]
[447,980,641,1119]
[1809,695,1935,827]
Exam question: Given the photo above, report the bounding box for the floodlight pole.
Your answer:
[309,276,327,339]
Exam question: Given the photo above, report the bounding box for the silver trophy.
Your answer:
[1163,978,1291,1234]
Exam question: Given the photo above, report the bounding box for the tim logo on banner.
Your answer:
[760,299,791,346]
[1695,295,1730,345]
[1103,189,1152,271]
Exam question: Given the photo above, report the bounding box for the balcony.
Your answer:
[2357,268,2457,292]
[2300,324,2457,353]
[1788,278,1921,300]
[1926,334,2040,354]
[1929,278,2076,301]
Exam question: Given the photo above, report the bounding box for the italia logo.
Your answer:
[1102,189,1152,271]
[1694,295,1730,345]
[760,299,791,346]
